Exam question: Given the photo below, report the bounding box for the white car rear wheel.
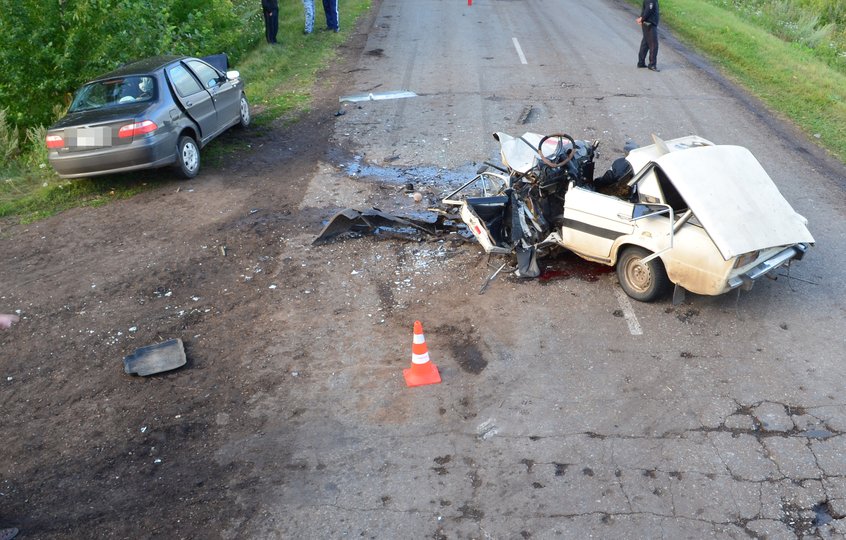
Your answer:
[616,246,670,302]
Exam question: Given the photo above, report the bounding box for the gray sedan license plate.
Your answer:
[75,127,112,147]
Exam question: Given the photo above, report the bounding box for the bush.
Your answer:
[24,125,51,172]
[0,0,262,186]
[0,0,261,133]
[0,109,20,164]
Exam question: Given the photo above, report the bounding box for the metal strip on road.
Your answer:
[512,37,528,65]
[613,287,643,336]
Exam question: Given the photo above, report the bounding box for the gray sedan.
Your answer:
[46,55,250,179]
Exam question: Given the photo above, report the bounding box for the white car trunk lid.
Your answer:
[655,145,814,259]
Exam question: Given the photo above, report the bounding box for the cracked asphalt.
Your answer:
[264,0,846,537]
[3,1,846,538]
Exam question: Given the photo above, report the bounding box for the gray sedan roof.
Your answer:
[96,56,187,79]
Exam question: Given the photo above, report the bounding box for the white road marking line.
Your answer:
[512,37,528,65]
[613,288,643,335]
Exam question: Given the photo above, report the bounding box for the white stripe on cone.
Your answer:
[411,351,430,365]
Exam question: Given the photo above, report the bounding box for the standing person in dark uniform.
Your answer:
[262,0,279,44]
[322,0,339,32]
[636,0,660,71]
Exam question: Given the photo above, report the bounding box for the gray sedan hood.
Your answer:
[655,145,814,259]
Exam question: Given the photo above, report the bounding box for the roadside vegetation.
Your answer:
[642,0,846,160]
[2,0,845,223]
[0,0,370,224]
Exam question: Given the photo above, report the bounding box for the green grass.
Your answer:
[8,0,844,224]
[0,175,147,223]
[0,0,371,224]
[634,0,846,161]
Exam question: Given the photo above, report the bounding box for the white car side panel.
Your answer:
[561,187,635,261]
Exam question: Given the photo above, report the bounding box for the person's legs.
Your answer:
[647,26,659,68]
[269,10,279,43]
[637,25,649,67]
[322,0,339,31]
[263,12,272,43]
[303,0,315,33]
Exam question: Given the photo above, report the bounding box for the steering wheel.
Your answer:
[537,133,577,168]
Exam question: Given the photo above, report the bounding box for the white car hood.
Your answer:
[654,145,814,259]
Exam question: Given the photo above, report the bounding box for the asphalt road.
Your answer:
[280,0,846,537]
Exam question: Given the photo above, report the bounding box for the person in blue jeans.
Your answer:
[303,0,339,34]
[323,0,339,32]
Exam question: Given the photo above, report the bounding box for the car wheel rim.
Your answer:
[240,98,250,124]
[182,142,198,172]
[626,258,651,292]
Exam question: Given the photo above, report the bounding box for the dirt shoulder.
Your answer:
[0,6,420,538]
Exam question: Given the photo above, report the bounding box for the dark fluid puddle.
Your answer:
[450,343,488,375]
[812,502,834,527]
[538,251,614,283]
[344,155,479,191]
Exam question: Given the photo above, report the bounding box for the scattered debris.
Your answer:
[478,261,509,295]
[312,207,448,245]
[123,338,187,376]
[312,130,813,303]
[477,418,498,440]
[339,90,417,103]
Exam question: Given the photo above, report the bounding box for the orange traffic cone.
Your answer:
[403,321,441,387]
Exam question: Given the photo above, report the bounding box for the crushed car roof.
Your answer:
[654,144,815,259]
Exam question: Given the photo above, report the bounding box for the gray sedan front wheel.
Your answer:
[239,94,251,128]
[176,135,200,179]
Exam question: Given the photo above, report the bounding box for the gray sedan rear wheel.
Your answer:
[176,135,200,179]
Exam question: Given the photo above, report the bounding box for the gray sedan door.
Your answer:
[167,63,217,143]
[186,59,239,131]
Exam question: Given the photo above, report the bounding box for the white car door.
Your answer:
[560,186,636,262]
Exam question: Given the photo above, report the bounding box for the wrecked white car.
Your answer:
[444,132,814,302]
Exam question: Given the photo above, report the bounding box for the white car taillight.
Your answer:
[118,120,157,138]
[46,135,64,149]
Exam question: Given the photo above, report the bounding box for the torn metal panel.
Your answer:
[339,90,418,103]
[312,208,442,245]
